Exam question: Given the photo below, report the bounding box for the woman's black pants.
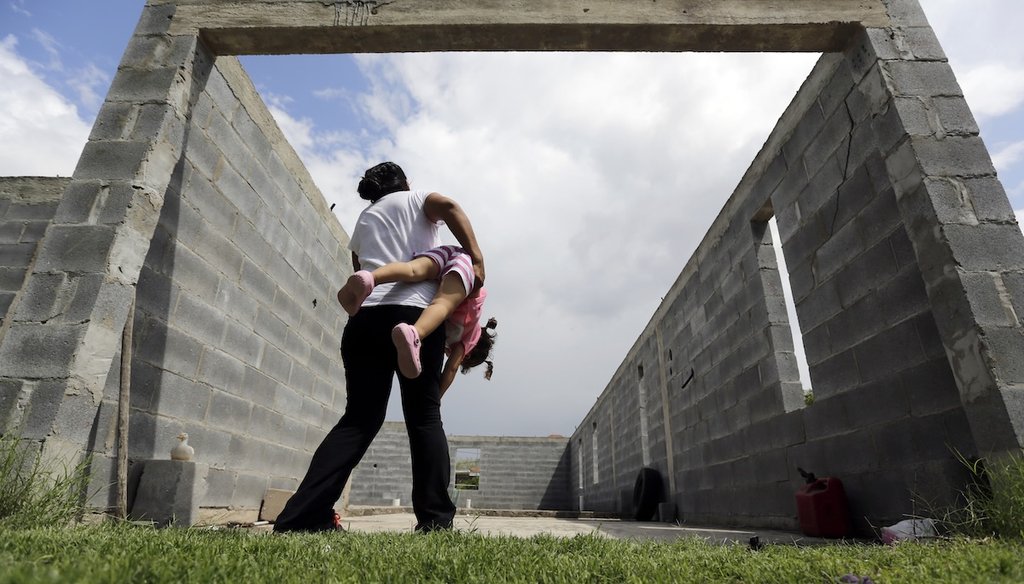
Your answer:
[273,305,456,532]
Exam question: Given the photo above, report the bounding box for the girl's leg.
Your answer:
[414,272,468,339]
[338,257,439,315]
[337,271,375,316]
[391,273,468,379]
[372,257,439,285]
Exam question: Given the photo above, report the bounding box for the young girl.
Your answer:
[338,244,496,395]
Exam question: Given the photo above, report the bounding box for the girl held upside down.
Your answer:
[338,244,496,396]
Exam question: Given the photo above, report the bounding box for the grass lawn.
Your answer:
[1,525,1022,583]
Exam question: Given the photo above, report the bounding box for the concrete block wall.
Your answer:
[570,335,675,515]
[91,53,350,512]
[0,178,67,330]
[0,4,201,474]
[349,422,572,511]
[571,0,1020,533]
[448,434,570,510]
[868,0,1024,459]
[0,178,68,432]
[113,53,349,511]
[347,422,415,506]
[0,5,352,513]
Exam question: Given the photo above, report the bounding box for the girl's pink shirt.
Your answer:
[447,287,487,354]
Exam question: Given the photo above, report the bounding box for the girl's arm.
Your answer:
[439,343,466,398]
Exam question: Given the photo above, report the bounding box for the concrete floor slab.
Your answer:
[337,512,841,546]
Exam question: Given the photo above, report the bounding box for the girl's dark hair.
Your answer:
[357,161,410,202]
[461,317,497,380]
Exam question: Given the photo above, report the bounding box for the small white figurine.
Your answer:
[171,433,194,461]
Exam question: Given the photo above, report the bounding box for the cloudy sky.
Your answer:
[1,1,1022,437]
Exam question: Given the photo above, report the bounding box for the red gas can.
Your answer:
[795,470,852,538]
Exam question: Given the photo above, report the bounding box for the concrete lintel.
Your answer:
[165,0,890,54]
[199,23,871,54]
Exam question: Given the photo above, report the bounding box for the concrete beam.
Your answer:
[162,0,890,54]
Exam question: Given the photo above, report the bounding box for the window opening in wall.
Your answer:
[637,362,651,466]
[768,216,812,392]
[577,438,584,487]
[454,448,481,490]
[591,422,599,484]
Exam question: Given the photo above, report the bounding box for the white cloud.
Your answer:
[993,141,1024,175]
[920,0,1024,122]
[262,92,294,108]
[0,35,90,176]
[68,62,109,110]
[1008,180,1024,202]
[313,88,344,100]
[313,87,353,103]
[959,64,1024,121]
[29,27,62,71]
[9,0,30,17]
[267,104,316,158]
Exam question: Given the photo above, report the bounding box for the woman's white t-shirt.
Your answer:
[348,190,441,308]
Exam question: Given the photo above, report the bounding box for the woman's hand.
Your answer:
[471,258,485,294]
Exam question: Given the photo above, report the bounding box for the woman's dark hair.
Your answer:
[357,161,410,202]
[461,317,497,380]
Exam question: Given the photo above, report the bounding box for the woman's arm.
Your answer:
[439,343,466,398]
[423,193,485,292]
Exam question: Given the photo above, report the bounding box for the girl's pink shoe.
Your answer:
[338,270,374,316]
[391,323,422,378]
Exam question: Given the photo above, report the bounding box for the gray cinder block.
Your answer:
[221,321,264,367]
[945,224,1024,272]
[174,294,226,346]
[75,141,151,181]
[130,460,208,527]
[260,345,293,385]
[260,488,294,522]
[206,390,253,432]
[36,226,116,274]
[107,66,183,104]
[658,502,677,522]
[0,323,84,378]
[197,348,246,395]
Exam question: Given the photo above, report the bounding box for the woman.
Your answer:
[274,161,484,533]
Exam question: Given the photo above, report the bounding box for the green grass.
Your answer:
[0,434,90,530]
[1,525,1023,583]
[968,451,1024,540]
[918,449,1024,540]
